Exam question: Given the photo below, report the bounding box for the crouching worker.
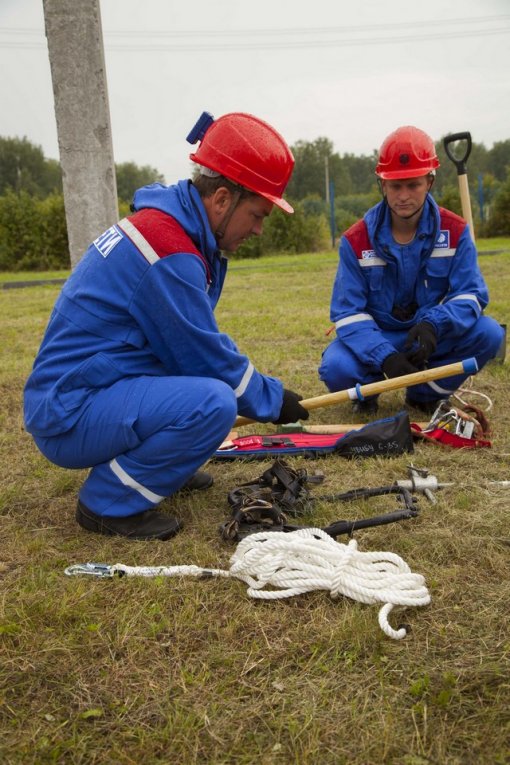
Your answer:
[23,111,308,541]
[319,125,504,415]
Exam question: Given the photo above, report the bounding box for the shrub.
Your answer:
[483,173,510,236]
[234,201,330,259]
[0,190,69,271]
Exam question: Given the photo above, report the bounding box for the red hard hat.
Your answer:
[376,126,440,179]
[188,112,294,213]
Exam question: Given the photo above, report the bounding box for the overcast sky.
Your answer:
[1,0,509,183]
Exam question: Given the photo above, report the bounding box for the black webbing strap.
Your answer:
[219,459,420,543]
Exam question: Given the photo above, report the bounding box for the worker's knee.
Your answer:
[458,316,506,366]
[480,317,506,358]
[205,379,238,436]
[319,342,359,392]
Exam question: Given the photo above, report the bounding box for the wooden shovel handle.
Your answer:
[443,132,475,240]
[234,357,478,428]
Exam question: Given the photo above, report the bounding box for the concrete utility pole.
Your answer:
[43,0,118,268]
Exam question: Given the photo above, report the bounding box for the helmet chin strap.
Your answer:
[215,190,242,245]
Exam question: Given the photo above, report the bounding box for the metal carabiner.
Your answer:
[64,562,117,578]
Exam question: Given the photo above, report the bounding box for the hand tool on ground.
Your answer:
[234,357,478,428]
[443,132,475,241]
[395,465,452,504]
[395,465,510,502]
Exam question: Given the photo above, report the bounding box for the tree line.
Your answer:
[286,135,510,239]
[0,134,509,271]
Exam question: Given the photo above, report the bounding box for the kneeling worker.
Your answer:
[319,125,503,414]
[24,111,308,540]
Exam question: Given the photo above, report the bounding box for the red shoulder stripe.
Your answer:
[438,207,467,248]
[343,219,372,259]
[127,208,211,282]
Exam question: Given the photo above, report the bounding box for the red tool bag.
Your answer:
[214,411,414,460]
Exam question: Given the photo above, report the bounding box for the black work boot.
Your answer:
[179,470,214,492]
[76,500,182,541]
[351,397,379,415]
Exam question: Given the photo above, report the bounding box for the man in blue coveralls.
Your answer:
[24,111,309,540]
[319,125,503,415]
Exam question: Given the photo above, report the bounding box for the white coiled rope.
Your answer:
[230,528,430,639]
[67,528,430,640]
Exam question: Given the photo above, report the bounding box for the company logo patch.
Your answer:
[434,230,450,249]
[361,249,376,259]
[93,226,122,258]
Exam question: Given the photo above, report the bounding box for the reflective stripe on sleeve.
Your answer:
[117,218,160,265]
[109,459,165,503]
[234,361,254,398]
[335,313,374,329]
[446,293,482,311]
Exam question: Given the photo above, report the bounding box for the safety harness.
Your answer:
[219,458,419,542]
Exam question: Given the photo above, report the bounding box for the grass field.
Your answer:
[1,241,509,764]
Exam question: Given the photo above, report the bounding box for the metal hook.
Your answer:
[64,562,117,578]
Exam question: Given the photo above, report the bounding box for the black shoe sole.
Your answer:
[76,501,182,541]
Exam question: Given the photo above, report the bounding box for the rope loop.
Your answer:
[230,528,430,639]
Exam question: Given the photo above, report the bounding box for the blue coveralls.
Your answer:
[319,195,504,403]
[24,180,284,517]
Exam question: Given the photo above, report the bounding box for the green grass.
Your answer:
[1,242,510,764]
[0,269,70,284]
[475,237,510,253]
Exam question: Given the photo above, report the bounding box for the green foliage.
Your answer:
[286,138,378,201]
[286,134,510,237]
[483,171,510,236]
[0,137,165,203]
[340,151,379,193]
[115,161,165,203]
[0,189,69,271]
[37,193,69,268]
[0,137,167,270]
[286,137,335,199]
[333,189,381,236]
[234,200,331,259]
[0,136,63,197]
[484,139,510,182]
[335,191,380,217]
[335,208,359,237]
[118,199,132,219]
[301,193,328,217]
[433,184,462,216]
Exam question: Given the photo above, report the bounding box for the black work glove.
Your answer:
[404,322,437,367]
[273,389,310,424]
[382,352,419,379]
